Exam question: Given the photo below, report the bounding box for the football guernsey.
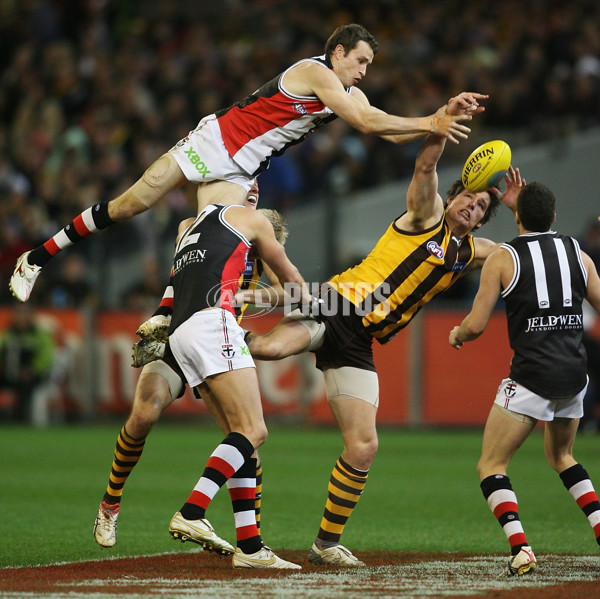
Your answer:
[216,55,350,176]
[501,231,588,398]
[327,214,476,344]
[169,204,251,334]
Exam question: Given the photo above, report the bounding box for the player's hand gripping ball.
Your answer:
[462,140,511,192]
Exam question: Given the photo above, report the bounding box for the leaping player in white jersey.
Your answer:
[10,23,487,303]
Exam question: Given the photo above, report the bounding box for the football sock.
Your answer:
[316,457,368,547]
[28,202,115,267]
[180,432,254,520]
[560,463,600,546]
[153,276,174,317]
[103,426,146,505]
[227,457,262,554]
[254,461,263,531]
[480,474,527,555]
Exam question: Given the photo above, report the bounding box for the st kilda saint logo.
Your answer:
[221,344,235,360]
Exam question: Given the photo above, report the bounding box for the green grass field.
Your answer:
[2,422,599,568]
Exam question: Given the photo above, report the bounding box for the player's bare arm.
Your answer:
[238,263,286,308]
[258,263,286,305]
[449,249,509,348]
[583,251,600,315]
[285,61,474,143]
[401,134,446,232]
[399,91,489,232]
[226,208,312,306]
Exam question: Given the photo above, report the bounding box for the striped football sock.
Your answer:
[560,463,600,546]
[180,432,254,520]
[316,457,368,546]
[227,457,262,554]
[480,474,528,555]
[28,202,115,267]
[103,426,146,505]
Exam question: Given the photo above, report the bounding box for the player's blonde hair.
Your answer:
[259,208,288,246]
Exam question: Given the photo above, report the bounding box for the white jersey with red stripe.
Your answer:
[215,55,351,176]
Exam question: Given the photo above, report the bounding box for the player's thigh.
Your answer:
[202,367,265,436]
[544,418,579,462]
[131,371,174,418]
[328,394,377,447]
[251,315,314,360]
[111,154,187,218]
[198,384,231,435]
[480,404,536,466]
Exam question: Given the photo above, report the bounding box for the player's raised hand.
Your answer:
[430,109,471,144]
[489,166,525,213]
[447,92,489,116]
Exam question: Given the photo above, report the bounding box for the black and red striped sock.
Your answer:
[180,432,254,520]
[227,457,262,554]
[481,474,528,555]
[153,276,174,317]
[28,202,115,267]
[560,463,600,546]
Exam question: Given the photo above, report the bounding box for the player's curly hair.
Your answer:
[325,24,378,58]
[444,179,500,227]
[259,209,288,246]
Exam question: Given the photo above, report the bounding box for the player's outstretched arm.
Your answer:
[403,92,487,228]
[226,208,312,308]
[301,63,479,144]
[449,250,505,348]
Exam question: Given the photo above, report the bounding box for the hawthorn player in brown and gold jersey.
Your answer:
[242,92,525,566]
[329,211,476,345]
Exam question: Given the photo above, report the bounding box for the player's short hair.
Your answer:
[259,209,288,246]
[517,182,555,232]
[325,24,378,58]
[445,179,500,227]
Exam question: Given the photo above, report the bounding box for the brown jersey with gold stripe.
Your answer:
[327,213,475,344]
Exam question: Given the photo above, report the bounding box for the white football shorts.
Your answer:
[169,114,255,191]
[169,308,255,387]
[494,377,587,422]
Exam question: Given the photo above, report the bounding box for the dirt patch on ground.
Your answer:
[1,550,600,598]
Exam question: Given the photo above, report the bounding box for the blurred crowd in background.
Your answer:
[1,0,600,310]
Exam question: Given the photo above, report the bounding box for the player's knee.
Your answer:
[113,154,185,214]
[128,391,169,435]
[476,459,486,480]
[244,423,268,449]
[346,437,378,470]
[476,455,503,479]
[249,335,286,360]
[109,193,147,220]
[364,437,379,464]
[125,409,158,438]
[545,451,573,473]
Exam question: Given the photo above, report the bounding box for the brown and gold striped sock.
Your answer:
[316,457,368,547]
[102,426,146,505]
[254,462,263,531]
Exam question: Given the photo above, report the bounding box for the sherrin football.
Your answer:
[462,140,511,193]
